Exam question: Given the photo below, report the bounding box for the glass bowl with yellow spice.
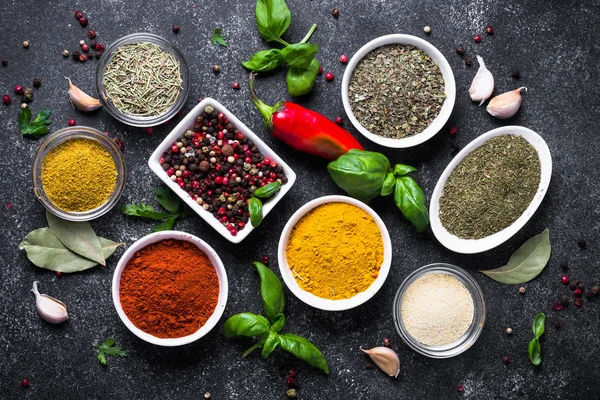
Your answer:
[278,195,392,311]
[32,126,127,221]
[393,263,486,358]
[96,33,190,127]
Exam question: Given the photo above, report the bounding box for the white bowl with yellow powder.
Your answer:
[278,195,392,311]
[393,263,486,358]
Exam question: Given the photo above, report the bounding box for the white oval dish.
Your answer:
[112,230,228,346]
[430,126,552,254]
[148,98,297,244]
[341,34,456,148]
[278,195,392,311]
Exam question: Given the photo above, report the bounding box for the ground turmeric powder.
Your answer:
[286,202,384,300]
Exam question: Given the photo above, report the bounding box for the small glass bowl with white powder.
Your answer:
[393,263,485,358]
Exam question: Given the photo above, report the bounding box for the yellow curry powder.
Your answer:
[41,138,117,212]
[286,202,384,300]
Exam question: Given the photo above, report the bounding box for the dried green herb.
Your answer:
[102,42,182,116]
[46,211,105,265]
[348,45,445,139]
[439,135,541,239]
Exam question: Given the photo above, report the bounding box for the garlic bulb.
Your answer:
[469,56,494,105]
[487,87,527,119]
[361,346,400,378]
[66,77,102,111]
[31,281,69,324]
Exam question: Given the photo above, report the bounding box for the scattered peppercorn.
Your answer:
[506,327,513,335]
[574,298,583,307]
[552,302,563,311]
[365,362,373,369]
[553,319,561,329]
[569,283,576,290]
[335,116,343,126]
[21,379,30,387]
[465,57,472,66]
[68,119,76,126]
[81,44,90,53]
[456,46,465,55]
[286,377,295,388]
[423,26,431,34]
[561,275,570,285]
[288,369,296,378]
[325,71,334,81]
[383,337,391,347]
[1,60,7,66]
[503,356,510,364]
[511,70,520,79]
[560,295,569,307]
[62,49,69,57]
[74,10,84,19]
[204,392,211,400]
[79,17,89,27]
[287,389,297,398]
[23,41,29,48]
[114,138,124,151]
[592,286,600,296]
[332,8,339,18]
[339,54,348,64]
[578,282,585,291]
[79,40,85,46]
[485,26,495,35]
[519,286,526,294]
[261,256,269,265]
[574,288,582,297]
[585,291,594,300]
[55,271,63,277]
[173,25,180,33]
[95,43,105,52]
[457,385,464,392]
[212,64,221,73]
[87,30,97,39]
[450,143,459,153]
[2,95,10,105]
[72,50,81,60]
[318,66,323,75]
[79,54,88,62]
[449,126,458,136]
[23,88,33,102]
[14,86,24,95]
[578,239,587,249]
[474,35,482,43]
[560,262,568,271]
[232,82,241,90]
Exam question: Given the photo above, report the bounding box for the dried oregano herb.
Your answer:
[348,45,445,139]
[439,135,541,239]
[102,42,182,116]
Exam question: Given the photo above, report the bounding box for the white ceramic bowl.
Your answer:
[430,126,552,254]
[278,195,392,311]
[112,230,228,346]
[341,34,456,148]
[148,98,297,244]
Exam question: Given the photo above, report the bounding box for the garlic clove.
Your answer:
[486,87,527,119]
[66,77,102,112]
[469,56,494,105]
[31,281,69,324]
[361,346,400,378]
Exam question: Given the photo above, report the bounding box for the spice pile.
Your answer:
[159,105,288,235]
[286,202,384,299]
[348,44,445,139]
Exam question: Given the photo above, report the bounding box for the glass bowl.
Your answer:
[96,32,190,127]
[393,263,486,358]
[32,126,127,221]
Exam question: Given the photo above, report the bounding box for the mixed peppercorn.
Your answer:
[160,106,288,235]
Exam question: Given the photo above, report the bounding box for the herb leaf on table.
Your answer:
[46,211,106,265]
[286,58,320,97]
[121,187,184,231]
[210,28,228,47]
[18,107,52,138]
[154,186,181,213]
[394,175,430,233]
[96,338,126,365]
[280,43,318,68]
[242,49,284,72]
[253,261,285,321]
[278,333,329,374]
[223,312,271,338]
[255,0,292,44]
[528,313,545,366]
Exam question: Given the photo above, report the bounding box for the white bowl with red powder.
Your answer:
[112,230,228,346]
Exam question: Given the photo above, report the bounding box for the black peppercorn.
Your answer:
[465,57,472,66]
[593,286,600,296]
[1,60,7,67]
[511,70,520,79]
[332,8,339,17]
[456,46,465,55]
[212,64,220,73]
[32,77,41,87]
[578,239,587,249]
[578,282,585,290]
[172,24,180,33]
[554,320,562,330]
[560,262,568,271]
[72,50,81,60]
[585,291,594,300]
[560,295,569,307]
[569,283,576,291]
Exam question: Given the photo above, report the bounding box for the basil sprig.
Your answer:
[248,182,281,227]
[528,313,545,366]
[243,0,320,96]
[223,262,329,374]
[121,186,185,232]
[328,150,430,232]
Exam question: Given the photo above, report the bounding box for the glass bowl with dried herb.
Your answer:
[341,34,456,148]
[96,33,189,127]
[32,126,127,221]
[429,126,552,254]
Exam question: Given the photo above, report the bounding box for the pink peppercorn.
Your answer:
[325,71,334,81]
[339,54,348,64]
[474,35,482,43]
[2,95,10,105]
[68,119,76,126]
[335,116,343,126]
[449,126,458,136]
[561,275,570,285]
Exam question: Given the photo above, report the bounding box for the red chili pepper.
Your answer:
[249,73,363,161]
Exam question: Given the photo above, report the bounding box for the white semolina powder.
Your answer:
[401,273,474,346]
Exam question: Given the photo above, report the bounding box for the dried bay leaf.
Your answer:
[46,211,106,265]
[480,229,551,284]
[19,228,122,273]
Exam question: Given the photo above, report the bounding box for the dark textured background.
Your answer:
[1,0,599,399]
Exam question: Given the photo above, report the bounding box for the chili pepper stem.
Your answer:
[248,72,284,132]
[299,24,317,44]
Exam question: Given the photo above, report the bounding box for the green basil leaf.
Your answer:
[242,49,284,72]
[256,0,291,43]
[261,332,280,358]
[393,176,430,232]
[328,149,391,203]
[532,312,546,338]
[18,106,31,131]
[154,186,180,213]
[381,173,395,196]
[270,314,286,333]
[480,229,551,284]
[249,197,263,227]
[393,163,417,177]
[46,211,106,265]
[121,203,180,220]
[253,262,285,320]
[153,216,177,232]
[286,59,320,97]
[280,43,318,69]
[19,228,122,273]
[278,333,329,374]
[528,337,541,366]
[223,312,270,338]
[253,182,281,199]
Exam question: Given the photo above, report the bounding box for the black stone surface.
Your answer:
[1,0,599,398]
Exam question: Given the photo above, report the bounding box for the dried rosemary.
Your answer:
[348,45,445,139]
[102,42,182,116]
[439,135,541,239]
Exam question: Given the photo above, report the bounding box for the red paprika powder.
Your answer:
[119,239,219,338]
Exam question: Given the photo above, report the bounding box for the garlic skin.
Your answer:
[486,87,527,119]
[361,346,400,378]
[469,56,494,105]
[66,77,102,111]
[31,281,69,324]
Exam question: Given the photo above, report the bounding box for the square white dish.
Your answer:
[148,98,297,243]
